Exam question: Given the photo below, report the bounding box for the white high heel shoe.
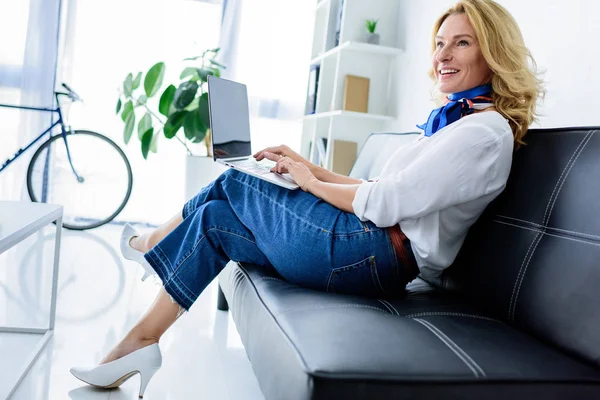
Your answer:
[120,224,157,281]
[70,343,162,398]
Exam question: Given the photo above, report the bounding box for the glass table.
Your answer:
[0,201,62,399]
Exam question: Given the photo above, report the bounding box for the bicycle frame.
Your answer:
[0,92,82,181]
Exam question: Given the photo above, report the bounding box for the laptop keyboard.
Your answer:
[235,159,276,175]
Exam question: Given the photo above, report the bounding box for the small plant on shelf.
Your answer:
[364,19,380,45]
[365,19,378,34]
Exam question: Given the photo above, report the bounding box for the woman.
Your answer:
[71,0,543,397]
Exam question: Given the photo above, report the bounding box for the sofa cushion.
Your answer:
[348,132,420,181]
[219,261,600,400]
[441,127,600,368]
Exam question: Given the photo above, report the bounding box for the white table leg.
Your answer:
[2,217,62,399]
[49,216,62,330]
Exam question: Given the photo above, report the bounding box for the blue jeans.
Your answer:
[144,169,413,311]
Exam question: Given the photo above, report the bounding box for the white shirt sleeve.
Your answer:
[352,123,509,227]
[359,177,380,183]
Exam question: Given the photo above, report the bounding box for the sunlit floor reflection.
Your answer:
[5,223,264,400]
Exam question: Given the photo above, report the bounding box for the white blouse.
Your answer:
[352,111,514,281]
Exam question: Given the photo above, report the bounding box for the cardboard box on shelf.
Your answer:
[343,75,370,113]
[331,139,357,175]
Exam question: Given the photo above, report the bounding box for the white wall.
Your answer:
[385,0,600,133]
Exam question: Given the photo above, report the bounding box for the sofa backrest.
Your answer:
[443,127,600,367]
[350,128,600,367]
[348,132,419,180]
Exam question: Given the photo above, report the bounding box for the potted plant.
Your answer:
[364,19,380,45]
[115,47,228,199]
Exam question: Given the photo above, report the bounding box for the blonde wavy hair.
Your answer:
[429,0,545,148]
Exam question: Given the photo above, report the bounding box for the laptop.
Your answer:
[207,75,300,190]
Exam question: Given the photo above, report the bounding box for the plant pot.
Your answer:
[204,128,213,157]
[184,155,228,202]
[365,32,380,45]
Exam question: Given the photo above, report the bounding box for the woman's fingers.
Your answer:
[254,146,283,160]
[271,155,292,173]
[271,156,285,173]
[263,151,286,164]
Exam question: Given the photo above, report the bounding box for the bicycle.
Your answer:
[0,83,133,230]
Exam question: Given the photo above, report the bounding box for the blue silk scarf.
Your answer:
[417,84,494,137]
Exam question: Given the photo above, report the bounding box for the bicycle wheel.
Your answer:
[27,130,133,230]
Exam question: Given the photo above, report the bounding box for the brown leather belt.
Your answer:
[386,224,420,285]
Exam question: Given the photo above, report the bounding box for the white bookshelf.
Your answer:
[302,0,401,171]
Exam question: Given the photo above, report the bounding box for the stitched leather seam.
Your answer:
[419,319,487,377]
[497,215,600,241]
[377,299,395,314]
[414,318,485,378]
[405,312,502,322]
[275,303,390,316]
[507,130,594,321]
[544,131,595,224]
[542,130,593,224]
[510,233,544,321]
[379,299,400,315]
[494,220,600,248]
[508,231,540,320]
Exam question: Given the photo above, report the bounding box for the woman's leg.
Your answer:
[100,196,274,364]
[130,213,184,253]
[102,169,403,363]
[100,287,180,364]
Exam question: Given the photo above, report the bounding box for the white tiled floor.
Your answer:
[1,223,265,400]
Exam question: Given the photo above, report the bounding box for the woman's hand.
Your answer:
[262,152,318,192]
[253,144,307,165]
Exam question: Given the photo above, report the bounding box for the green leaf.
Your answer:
[183,55,201,61]
[180,67,198,80]
[123,112,135,144]
[208,47,220,54]
[213,68,221,78]
[163,111,188,139]
[197,92,210,128]
[159,85,176,116]
[173,81,199,110]
[121,100,133,122]
[144,62,166,97]
[137,94,147,106]
[184,97,199,111]
[141,128,154,159]
[150,130,160,153]
[116,98,122,114]
[132,72,142,89]
[208,59,226,69]
[183,108,207,143]
[196,68,215,82]
[138,112,152,139]
[123,73,133,97]
[365,19,378,33]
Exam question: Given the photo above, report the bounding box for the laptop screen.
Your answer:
[207,75,252,160]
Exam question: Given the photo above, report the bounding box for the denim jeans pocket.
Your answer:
[358,219,384,233]
[326,256,386,298]
[359,220,370,232]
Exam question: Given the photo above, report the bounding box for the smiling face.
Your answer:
[432,13,492,94]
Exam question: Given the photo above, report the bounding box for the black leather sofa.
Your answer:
[216,127,600,399]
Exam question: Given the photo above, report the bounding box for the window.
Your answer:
[61,0,222,223]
